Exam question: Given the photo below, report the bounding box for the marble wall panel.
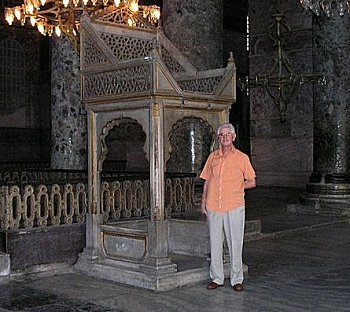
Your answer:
[250,137,313,187]
[249,0,313,187]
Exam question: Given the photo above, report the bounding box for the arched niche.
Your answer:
[99,117,149,173]
[166,117,214,177]
[98,116,149,172]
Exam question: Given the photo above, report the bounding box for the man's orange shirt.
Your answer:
[200,147,256,212]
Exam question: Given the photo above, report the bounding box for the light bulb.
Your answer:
[151,6,160,21]
[55,26,61,37]
[37,22,45,34]
[114,0,120,6]
[27,2,34,14]
[5,8,14,25]
[129,0,139,12]
[30,16,36,26]
[14,7,21,20]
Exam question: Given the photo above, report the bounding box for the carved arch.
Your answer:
[99,117,148,172]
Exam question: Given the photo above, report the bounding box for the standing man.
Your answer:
[200,123,256,291]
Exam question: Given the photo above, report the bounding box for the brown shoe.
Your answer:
[233,283,244,291]
[207,281,223,290]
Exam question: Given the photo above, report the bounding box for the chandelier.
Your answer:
[245,10,326,122]
[299,0,350,17]
[4,0,161,49]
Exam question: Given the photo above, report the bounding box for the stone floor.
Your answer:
[0,186,349,312]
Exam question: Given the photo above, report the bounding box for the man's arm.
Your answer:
[244,178,256,189]
[201,180,209,216]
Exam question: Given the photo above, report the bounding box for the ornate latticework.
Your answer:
[81,12,235,99]
[83,64,151,98]
[95,7,156,30]
[160,46,186,76]
[0,183,87,230]
[100,179,150,222]
[0,172,195,229]
[99,33,153,61]
[83,32,109,67]
[165,176,195,219]
[177,76,223,93]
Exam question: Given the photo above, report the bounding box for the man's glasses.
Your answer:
[218,133,233,138]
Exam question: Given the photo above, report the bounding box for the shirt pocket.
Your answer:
[212,163,221,177]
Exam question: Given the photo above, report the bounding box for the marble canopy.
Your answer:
[75,8,236,290]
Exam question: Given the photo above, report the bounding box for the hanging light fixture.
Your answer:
[243,8,326,122]
[4,0,161,49]
[299,0,350,17]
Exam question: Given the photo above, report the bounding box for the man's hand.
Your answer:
[201,181,209,220]
[201,205,207,220]
[244,178,256,190]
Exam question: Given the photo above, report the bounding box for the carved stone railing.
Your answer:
[100,172,195,222]
[0,170,195,230]
[0,183,87,230]
[165,173,196,219]
[100,178,150,222]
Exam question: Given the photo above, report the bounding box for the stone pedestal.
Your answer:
[51,36,87,170]
[298,14,350,216]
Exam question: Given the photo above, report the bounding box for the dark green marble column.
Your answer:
[51,36,87,170]
[301,13,350,216]
[162,0,223,70]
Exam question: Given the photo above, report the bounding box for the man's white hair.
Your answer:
[217,123,235,136]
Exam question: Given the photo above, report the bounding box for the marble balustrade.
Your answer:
[0,170,195,230]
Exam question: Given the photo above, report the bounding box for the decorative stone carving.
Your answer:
[77,10,235,291]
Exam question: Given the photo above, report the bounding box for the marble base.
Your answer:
[75,218,254,291]
[74,251,248,292]
[288,183,350,216]
[0,224,85,271]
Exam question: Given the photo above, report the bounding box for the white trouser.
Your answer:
[207,206,245,286]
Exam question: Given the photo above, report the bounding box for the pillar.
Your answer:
[140,101,177,279]
[51,36,87,170]
[300,13,350,216]
[162,0,223,70]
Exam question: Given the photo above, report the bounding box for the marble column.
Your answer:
[51,36,87,170]
[299,14,350,216]
[162,0,223,70]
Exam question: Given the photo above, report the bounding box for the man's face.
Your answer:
[218,127,236,147]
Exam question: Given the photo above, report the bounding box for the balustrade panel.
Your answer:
[0,170,195,229]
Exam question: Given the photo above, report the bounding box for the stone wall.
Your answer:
[249,0,313,187]
[0,25,51,163]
